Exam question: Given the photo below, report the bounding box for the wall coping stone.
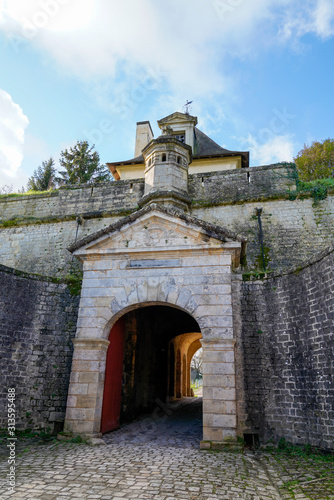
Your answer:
[0,208,136,228]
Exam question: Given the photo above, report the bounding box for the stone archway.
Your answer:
[175,349,182,399]
[168,331,202,399]
[100,304,201,433]
[188,339,202,396]
[64,204,245,447]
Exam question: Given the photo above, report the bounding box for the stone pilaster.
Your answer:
[201,339,237,448]
[64,338,109,438]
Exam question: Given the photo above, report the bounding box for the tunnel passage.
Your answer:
[101,305,201,434]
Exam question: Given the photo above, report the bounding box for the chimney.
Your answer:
[135,121,154,157]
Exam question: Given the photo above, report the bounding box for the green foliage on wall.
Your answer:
[65,266,83,296]
[298,178,334,205]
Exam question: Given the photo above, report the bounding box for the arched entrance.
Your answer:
[168,332,202,399]
[64,205,244,447]
[100,304,201,434]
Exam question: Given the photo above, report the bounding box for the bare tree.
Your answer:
[191,348,202,376]
[0,184,13,194]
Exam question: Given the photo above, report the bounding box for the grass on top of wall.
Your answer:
[0,189,59,199]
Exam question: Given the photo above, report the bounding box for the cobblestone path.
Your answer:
[0,398,333,499]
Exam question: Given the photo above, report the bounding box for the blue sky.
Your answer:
[0,0,334,190]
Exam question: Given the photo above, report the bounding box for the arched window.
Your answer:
[162,153,167,162]
[177,156,181,164]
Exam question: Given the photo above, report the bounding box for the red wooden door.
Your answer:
[100,317,125,434]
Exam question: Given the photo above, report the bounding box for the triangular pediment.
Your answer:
[79,213,222,254]
[69,204,246,262]
[158,112,198,128]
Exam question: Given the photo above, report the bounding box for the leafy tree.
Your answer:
[294,138,334,181]
[27,158,56,191]
[56,141,112,185]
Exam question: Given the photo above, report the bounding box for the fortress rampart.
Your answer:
[0,164,333,275]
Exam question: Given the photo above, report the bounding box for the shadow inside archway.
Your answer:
[101,304,202,435]
[103,397,202,449]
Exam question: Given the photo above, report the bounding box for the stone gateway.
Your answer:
[0,111,333,451]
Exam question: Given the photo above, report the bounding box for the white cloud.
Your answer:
[242,133,295,165]
[279,0,334,41]
[1,0,332,121]
[0,0,332,178]
[0,0,296,97]
[0,1,333,97]
[314,0,334,37]
[0,89,29,186]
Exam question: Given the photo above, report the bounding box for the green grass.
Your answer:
[267,438,334,463]
[0,427,88,450]
[0,189,59,199]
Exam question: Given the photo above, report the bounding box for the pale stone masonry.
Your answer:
[66,338,109,435]
[64,204,245,445]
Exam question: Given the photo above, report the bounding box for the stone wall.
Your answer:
[0,217,123,276]
[1,197,333,276]
[193,196,334,270]
[0,180,144,222]
[238,244,334,451]
[0,165,333,276]
[0,164,291,223]
[0,265,79,433]
[189,164,294,203]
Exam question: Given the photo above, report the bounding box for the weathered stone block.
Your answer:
[212,414,236,428]
[65,407,95,421]
[203,375,235,387]
[203,426,223,442]
[64,420,96,435]
[79,372,100,384]
[203,351,234,363]
[75,396,98,408]
[202,400,226,414]
[202,362,235,375]
[73,350,104,361]
[68,383,89,395]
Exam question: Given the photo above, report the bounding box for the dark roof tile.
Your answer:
[108,127,249,167]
